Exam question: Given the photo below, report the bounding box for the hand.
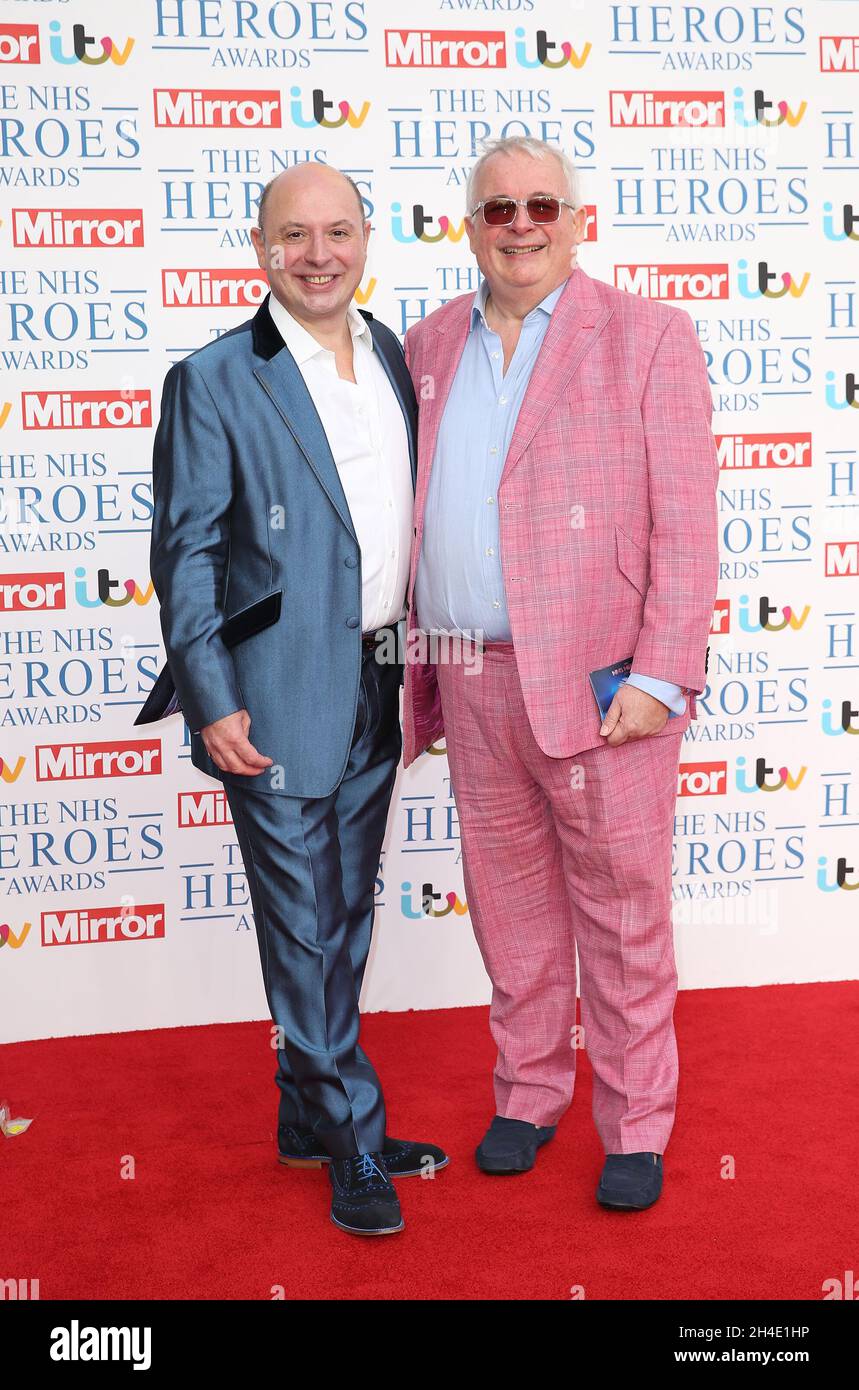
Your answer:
[599,683,670,747]
[201,708,273,776]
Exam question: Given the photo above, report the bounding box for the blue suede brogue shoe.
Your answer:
[379,1136,449,1177]
[277,1125,329,1168]
[279,1126,449,1177]
[597,1152,663,1210]
[475,1115,556,1174]
[328,1152,404,1236]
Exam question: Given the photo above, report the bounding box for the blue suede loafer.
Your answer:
[597,1151,663,1210]
[476,1114,556,1174]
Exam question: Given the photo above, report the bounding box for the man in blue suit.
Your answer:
[136,163,447,1236]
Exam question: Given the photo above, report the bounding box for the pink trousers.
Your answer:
[435,646,684,1154]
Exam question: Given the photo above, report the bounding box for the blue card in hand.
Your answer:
[589,656,633,721]
[589,656,679,721]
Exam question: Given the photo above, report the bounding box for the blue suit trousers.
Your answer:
[223,648,402,1158]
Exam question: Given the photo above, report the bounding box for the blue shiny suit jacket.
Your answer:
[135,291,418,798]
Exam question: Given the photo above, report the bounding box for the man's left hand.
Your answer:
[599,683,671,746]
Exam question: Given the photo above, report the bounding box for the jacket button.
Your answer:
[344,555,358,568]
[347,616,359,629]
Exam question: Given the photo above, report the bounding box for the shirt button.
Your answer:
[489,446,498,455]
[499,396,507,405]
[492,600,501,609]
[492,351,500,359]
[486,497,494,505]
[486,547,494,556]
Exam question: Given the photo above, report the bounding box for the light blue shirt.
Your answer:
[414,276,686,715]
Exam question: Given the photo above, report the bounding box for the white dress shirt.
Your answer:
[267,293,413,634]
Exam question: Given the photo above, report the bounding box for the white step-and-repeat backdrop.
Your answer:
[1,1,856,1043]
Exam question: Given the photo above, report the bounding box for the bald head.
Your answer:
[256,164,365,235]
[250,160,371,334]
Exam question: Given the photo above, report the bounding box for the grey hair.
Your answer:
[465,137,582,215]
[256,166,366,233]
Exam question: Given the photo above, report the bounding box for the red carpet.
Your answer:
[3,982,857,1300]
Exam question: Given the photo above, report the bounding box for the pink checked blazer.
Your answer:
[401,265,720,768]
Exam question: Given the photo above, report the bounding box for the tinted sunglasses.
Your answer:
[468,195,578,226]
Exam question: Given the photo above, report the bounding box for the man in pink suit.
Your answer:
[401,136,719,1209]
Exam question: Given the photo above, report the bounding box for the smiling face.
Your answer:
[250,165,370,330]
[465,149,587,305]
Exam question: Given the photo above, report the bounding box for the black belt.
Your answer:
[361,625,398,651]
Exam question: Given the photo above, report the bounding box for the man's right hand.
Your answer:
[200,709,274,776]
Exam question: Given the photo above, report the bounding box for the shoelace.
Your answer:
[350,1152,390,1190]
